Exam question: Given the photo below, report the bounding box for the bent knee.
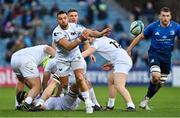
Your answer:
[151,72,161,83]
[75,74,85,83]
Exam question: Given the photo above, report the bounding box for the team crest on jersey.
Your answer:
[71,32,76,35]
[155,32,160,35]
[54,32,62,36]
[170,30,175,35]
[150,59,154,63]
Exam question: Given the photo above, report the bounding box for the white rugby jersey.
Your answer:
[13,45,49,66]
[52,23,86,61]
[44,95,80,110]
[91,36,129,64]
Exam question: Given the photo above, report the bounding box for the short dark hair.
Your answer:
[57,10,67,17]
[160,7,171,13]
[68,8,78,13]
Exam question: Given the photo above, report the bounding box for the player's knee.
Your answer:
[114,83,125,90]
[151,73,161,83]
[150,65,161,83]
[75,73,85,84]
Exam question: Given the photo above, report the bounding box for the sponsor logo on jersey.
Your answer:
[162,35,167,39]
[54,32,62,36]
[150,59,154,63]
[71,32,76,35]
[170,30,175,35]
[155,32,160,35]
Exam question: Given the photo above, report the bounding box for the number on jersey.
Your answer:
[109,41,120,48]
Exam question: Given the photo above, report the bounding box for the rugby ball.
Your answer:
[130,20,144,36]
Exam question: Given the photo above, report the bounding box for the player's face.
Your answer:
[159,11,171,26]
[57,13,69,29]
[68,12,78,23]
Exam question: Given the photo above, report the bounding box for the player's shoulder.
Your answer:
[52,25,65,37]
[170,20,179,27]
[53,25,63,33]
[149,20,160,28]
[71,23,85,29]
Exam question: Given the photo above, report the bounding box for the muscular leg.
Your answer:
[15,78,25,108]
[35,79,60,107]
[74,69,93,113]
[113,72,135,109]
[107,73,116,108]
[146,72,161,99]
[139,66,167,110]
[24,77,41,105]
[86,80,100,107]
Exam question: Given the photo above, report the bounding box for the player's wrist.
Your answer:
[75,38,82,44]
[79,35,87,42]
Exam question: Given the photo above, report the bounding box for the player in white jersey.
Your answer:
[51,10,109,113]
[82,36,136,111]
[35,56,102,111]
[38,83,85,111]
[68,8,101,109]
[11,45,55,111]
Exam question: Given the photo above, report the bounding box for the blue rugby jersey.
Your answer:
[143,20,180,55]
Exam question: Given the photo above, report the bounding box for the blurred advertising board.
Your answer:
[0,67,177,87]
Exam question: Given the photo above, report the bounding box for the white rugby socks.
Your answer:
[107,98,115,107]
[36,99,45,106]
[127,102,135,108]
[25,96,33,104]
[89,88,100,107]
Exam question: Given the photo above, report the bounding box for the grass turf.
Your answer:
[0,86,180,117]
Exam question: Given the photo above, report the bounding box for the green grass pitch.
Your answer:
[0,86,180,117]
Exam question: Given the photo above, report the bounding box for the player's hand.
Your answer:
[90,54,96,63]
[80,29,90,41]
[101,27,111,36]
[101,62,113,71]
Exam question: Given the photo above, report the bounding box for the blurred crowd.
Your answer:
[0,0,180,68]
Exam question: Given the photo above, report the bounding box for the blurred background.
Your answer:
[0,0,180,87]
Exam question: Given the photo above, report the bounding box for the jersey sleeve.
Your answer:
[52,29,66,42]
[91,40,100,49]
[143,23,154,38]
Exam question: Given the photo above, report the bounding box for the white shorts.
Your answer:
[11,54,39,78]
[55,55,87,77]
[113,52,132,74]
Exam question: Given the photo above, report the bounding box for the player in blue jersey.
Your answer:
[127,7,180,110]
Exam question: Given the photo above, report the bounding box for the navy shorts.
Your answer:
[148,53,171,74]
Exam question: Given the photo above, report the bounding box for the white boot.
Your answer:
[139,97,151,110]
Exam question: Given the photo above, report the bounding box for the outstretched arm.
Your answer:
[126,33,145,56]
[82,47,96,58]
[83,41,96,63]
[86,27,111,38]
[56,30,89,51]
